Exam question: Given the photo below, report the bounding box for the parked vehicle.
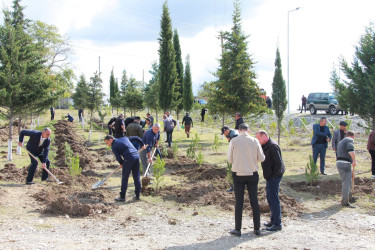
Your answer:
[306,92,341,115]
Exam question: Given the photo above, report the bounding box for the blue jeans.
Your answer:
[120,155,141,197]
[313,143,327,173]
[166,129,173,147]
[27,153,50,182]
[266,176,282,226]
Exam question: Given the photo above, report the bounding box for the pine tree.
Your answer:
[109,68,116,107]
[124,77,144,116]
[211,0,266,123]
[183,55,194,112]
[0,0,49,160]
[173,29,184,119]
[87,72,104,141]
[71,74,89,111]
[119,69,128,114]
[144,62,160,120]
[158,1,178,112]
[332,23,375,129]
[271,47,287,144]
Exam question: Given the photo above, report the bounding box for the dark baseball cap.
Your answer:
[221,126,229,135]
[339,121,348,126]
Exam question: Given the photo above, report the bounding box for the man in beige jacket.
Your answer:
[227,123,265,237]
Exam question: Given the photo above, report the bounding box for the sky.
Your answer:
[1,0,374,112]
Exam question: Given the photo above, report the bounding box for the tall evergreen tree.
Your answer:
[332,23,375,129]
[144,62,160,119]
[0,0,49,160]
[87,72,104,141]
[183,55,194,112]
[119,69,128,114]
[109,68,117,111]
[71,74,89,111]
[158,1,178,112]
[271,47,287,144]
[210,0,266,124]
[173,29,184,119]
[124,77,144,116]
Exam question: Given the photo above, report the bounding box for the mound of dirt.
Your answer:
[289,177,375,197]
[158,159,303,217]
[53,120,96,169]
[33,185,116,217]
[0,163,27,182]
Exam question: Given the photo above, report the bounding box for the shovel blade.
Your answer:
[91,179,105,189]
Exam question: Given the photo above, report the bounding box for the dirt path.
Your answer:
[1,182,375,249]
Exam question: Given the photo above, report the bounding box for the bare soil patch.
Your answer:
[0,163,27,182]
[289,177,375,197]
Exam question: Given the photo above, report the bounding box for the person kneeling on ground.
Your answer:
[336,131,357,208]
[256,130,285,231]
[104,135,147,202]
[65,113,74,122]
[227,123,265,237]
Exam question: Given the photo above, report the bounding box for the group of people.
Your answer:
[311,116,375,208]
[15,110,375,237]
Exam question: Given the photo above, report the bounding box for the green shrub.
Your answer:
[212,134,221,153]
[153,155,166,191]
[226,161,233,185]
[64,142,73,166]
[195,145,204,166]
[161,147,168,157]
[305,155,319,185]
[172,140,179,160]
[187,141,196,159]
[68,155,81,177]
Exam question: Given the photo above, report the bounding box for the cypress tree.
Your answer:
[183,55,194,112]
[173,29,184,119]
[87,72,104,141]
[144,62,160,116]
[271,47,287,144]
[158,1,178,112]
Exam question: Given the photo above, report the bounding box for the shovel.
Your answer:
[25,148,64,185]
[141,148,157,189]
[92,147,146,190]
[15,137,63,184]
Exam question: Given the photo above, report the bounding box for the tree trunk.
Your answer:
[8,109,13,161]
[156,109,158,123]
[277,121,281,145]
[222,112,225,127]
[177,110,180,120]
[16,115,22,155]
[89,111,93,142]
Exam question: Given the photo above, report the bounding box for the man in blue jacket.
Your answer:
[311,117,332,175]
[140,123,161,176]
[18,128,52,184]
[104,135,146,202]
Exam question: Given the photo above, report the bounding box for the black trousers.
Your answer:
[370,150,375,175]
[232,172,260,231]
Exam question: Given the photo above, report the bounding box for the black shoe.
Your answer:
[133,194,140,201]
[226,187,233,192]
[25,181,35,185]
[264,221,273,227]
[187,134,189,138]
[229,229,241,237]
[254,229,261,236]
[115,197,126,202]
[320,172,327,175]
[115,192,126,202]
[342,203,355,208]
[266,225,282,231]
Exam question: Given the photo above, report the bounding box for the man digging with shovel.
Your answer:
[104,135,147,202]
[18,128,52,184]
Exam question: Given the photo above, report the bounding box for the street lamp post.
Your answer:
[287,7,300,114]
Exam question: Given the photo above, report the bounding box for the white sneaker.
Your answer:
[372,175,375,179]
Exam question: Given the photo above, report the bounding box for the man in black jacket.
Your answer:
[182,112,193,138]
[201,108,207,122]
[18,128,52,184]
[114,114,126,138]
[235,113,244,130]
[256,130,285,232]
[107,116,116,135]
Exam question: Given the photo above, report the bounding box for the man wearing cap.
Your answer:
[336,131,357,208]
[222,126,239,142]
[311,117,332,175]
[332,121,348,154]
[227,123,265,237]
[146,113,154,125]
[182,112,193,138]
